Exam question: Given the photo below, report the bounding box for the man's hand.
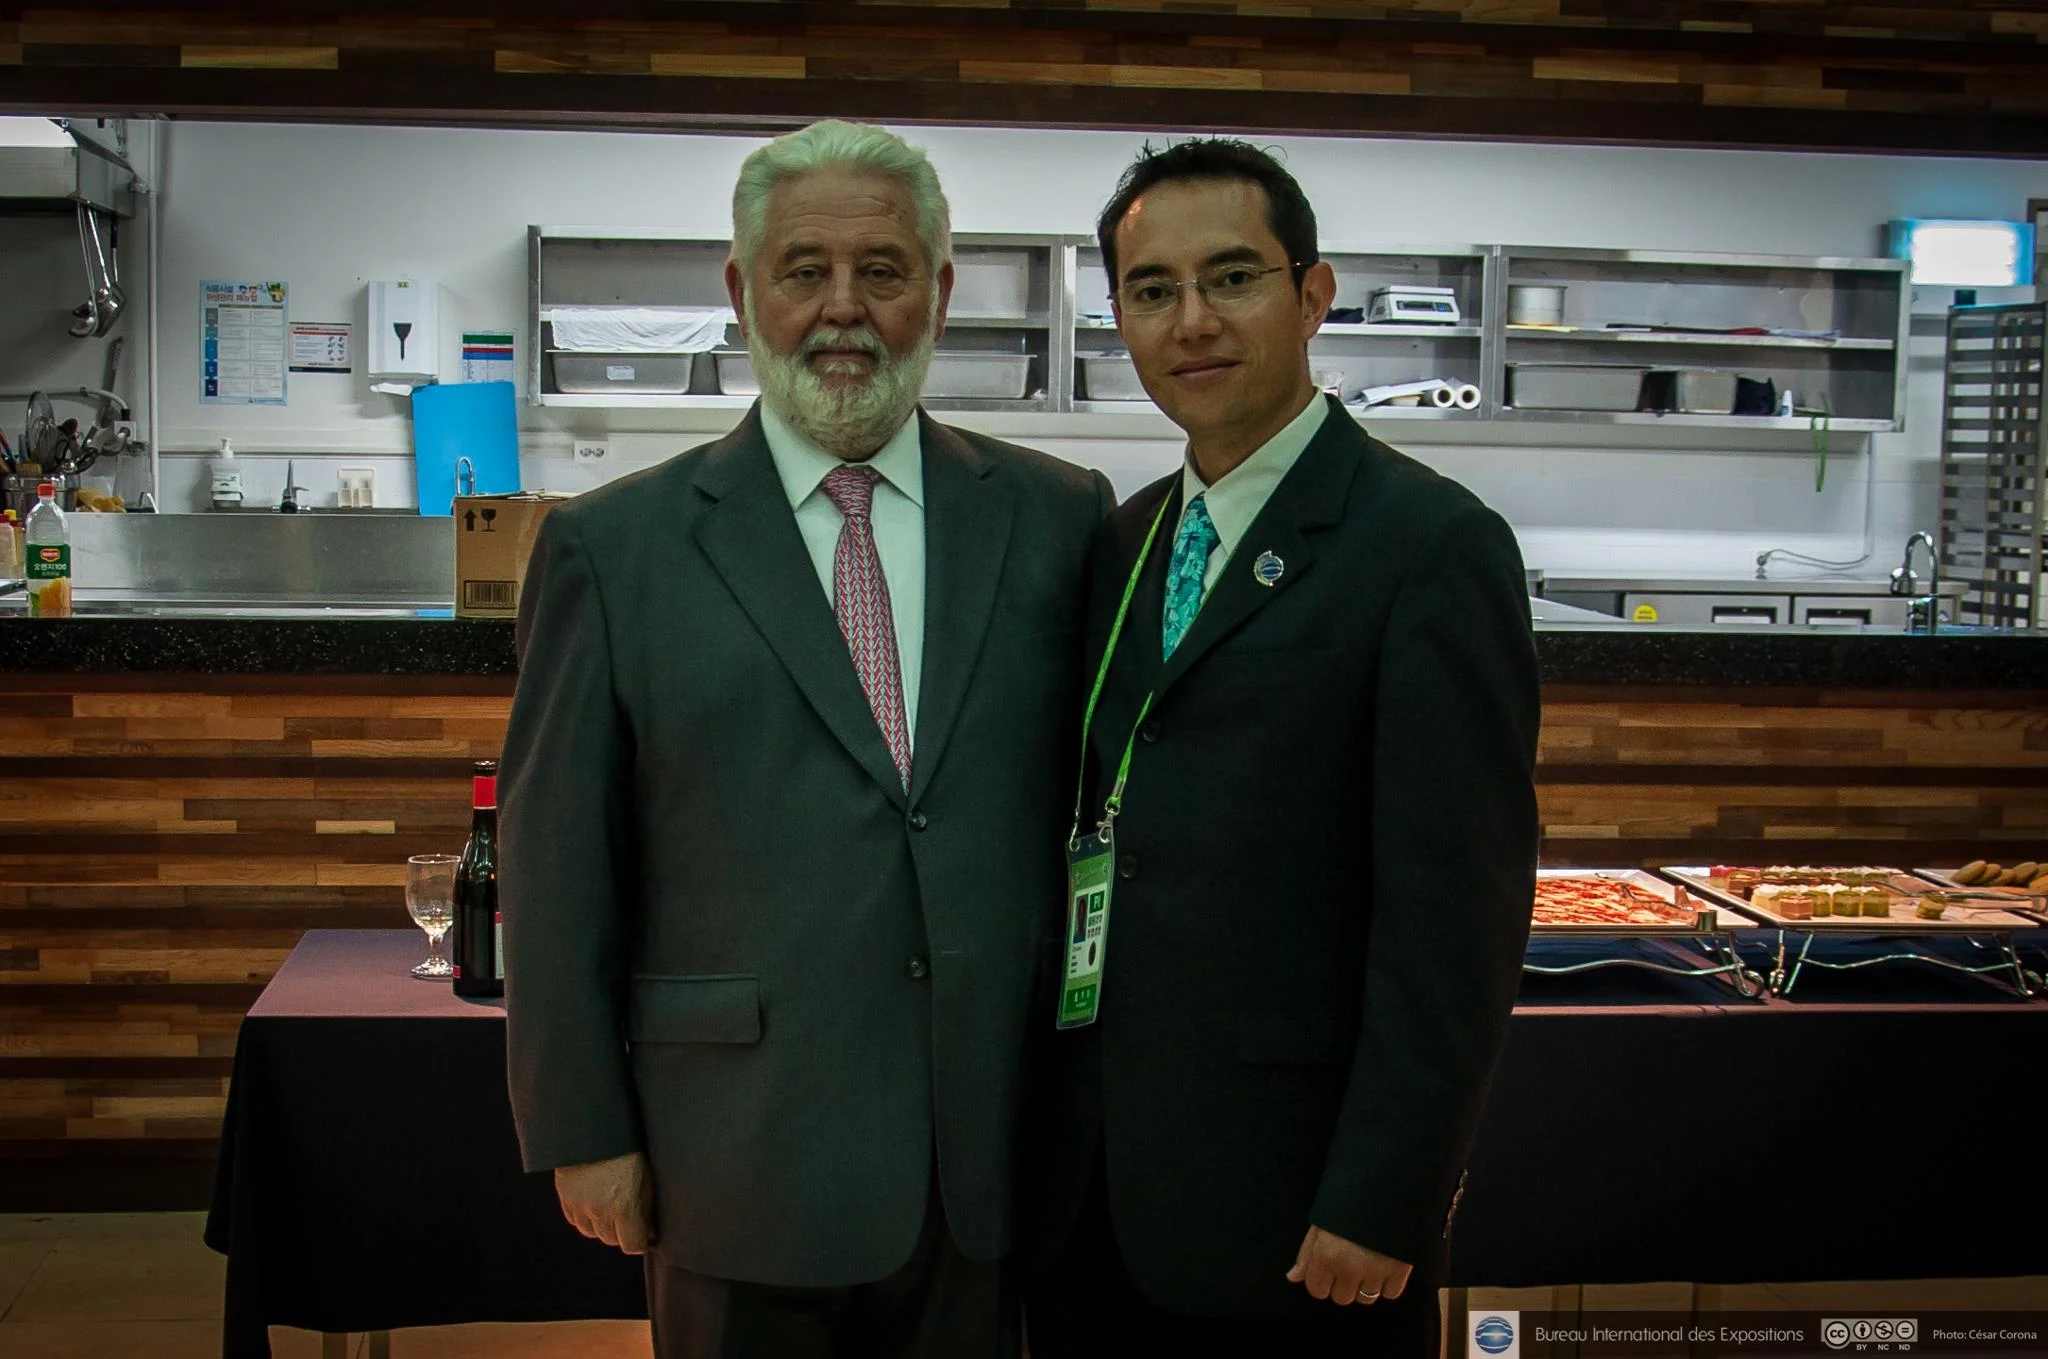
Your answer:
[1285,1225,1412,1306]
[553,1151,654,1255]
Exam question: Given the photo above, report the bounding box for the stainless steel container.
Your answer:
[3,472,80,519]
[925,353,1032,399]
[1507,284,1567,326]
[552,352,694,394]
[1078,355,1148,401]
[1505,363,1648,412]
[1642,368,1739,414]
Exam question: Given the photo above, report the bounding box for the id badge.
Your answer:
[1058,829,1115,1029]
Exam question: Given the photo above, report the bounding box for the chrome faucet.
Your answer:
[1890,530,1940,635]
[277,459,311,514]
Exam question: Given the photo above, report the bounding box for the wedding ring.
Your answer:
[1358,1287,1381,1302]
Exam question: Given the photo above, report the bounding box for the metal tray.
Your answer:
[552,352,694,394]
[1913,868,2048,926]
[1531,869,1749,936]
[1078,354,1147,401]
[1664,867,2039,932]
[1505,363,1647,412]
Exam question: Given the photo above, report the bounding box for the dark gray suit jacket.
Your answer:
[1031,397,1539,1316]
[502,403,1111,1286]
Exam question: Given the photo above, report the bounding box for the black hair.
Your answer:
[1095,139,1319,296]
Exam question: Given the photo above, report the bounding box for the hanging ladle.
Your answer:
[68,205,124,339]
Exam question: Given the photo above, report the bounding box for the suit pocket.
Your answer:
[628,974,762,1045]
[1236,1012,1354,1066]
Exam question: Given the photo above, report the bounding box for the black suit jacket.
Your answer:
[1032,396,1539,1316]
[502,404,1112,1286]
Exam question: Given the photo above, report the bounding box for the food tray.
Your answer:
[1078,354,1147,401]
[552,352,694,394]
[1532,869,1748,936]
[949,249,1032,319]
[1913,868,2048,926]
[926,353,1032,399]
[1664,867,2039,932]
[1505,363,1647,412]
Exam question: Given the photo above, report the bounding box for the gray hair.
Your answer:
[730,120,953,277]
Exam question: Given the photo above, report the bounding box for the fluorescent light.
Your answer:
[1889,218,2035,288]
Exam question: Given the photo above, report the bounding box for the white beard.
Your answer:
[746,300,937,461]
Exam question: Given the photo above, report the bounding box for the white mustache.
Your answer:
[799,328,886,361]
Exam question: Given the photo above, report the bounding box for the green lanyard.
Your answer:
[1069,494,1175,848]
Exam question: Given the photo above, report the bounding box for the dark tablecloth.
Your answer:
[206,930,2048,1356]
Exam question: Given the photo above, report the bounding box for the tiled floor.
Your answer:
[0,1214,649,1359]
[0,1213,2040,1357]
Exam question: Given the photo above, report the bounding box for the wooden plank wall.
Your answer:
[3,674,2046,1205]
[1,1,2046,155]
[0,675,511,1208]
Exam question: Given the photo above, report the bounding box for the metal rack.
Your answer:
[1938,302,2047,629]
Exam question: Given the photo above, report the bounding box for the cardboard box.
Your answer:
[453,492,574,618]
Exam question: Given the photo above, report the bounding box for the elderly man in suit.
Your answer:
[1025,139,1540,1357]
[501,119,1111,1359]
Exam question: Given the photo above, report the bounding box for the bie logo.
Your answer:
[1823,1318,1919,1350]
[1472,1313,1518,1358]
[37,548,60,563]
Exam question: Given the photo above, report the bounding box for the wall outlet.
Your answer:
[573,440,610,461]
[337,467,376,509]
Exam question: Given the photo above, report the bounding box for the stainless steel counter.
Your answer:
[12,511,455,601]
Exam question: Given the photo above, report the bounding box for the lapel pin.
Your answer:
[1252,550,1284,587]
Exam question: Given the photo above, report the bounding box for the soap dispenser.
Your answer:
[210,438,243,511]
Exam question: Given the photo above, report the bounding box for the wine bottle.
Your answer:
[450,759,503,999]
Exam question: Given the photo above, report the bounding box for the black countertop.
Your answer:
[2,611,2045,688]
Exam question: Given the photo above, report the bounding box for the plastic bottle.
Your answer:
[25,482,71,618]
[0,508,20,580]
[210,437,244,511]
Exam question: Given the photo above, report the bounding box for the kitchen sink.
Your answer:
[1,588,453,618]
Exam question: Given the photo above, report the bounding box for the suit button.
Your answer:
[1140,721,1161,743]
[908,810,928,831]
[1116,854,1138,880]
[907,956,929,979]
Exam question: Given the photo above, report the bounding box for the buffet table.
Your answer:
[205,930,2048,1356]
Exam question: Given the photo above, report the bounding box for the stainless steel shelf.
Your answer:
[1498,408,1897,433]
[1504,327,1893,352]
[533,392,753,409]
[1069,400,1478,422]
[535,392,1055,412]
[1319,323,1483,339]
[1074,319,1482,340]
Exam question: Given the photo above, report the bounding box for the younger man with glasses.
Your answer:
[1025,140,1540,1357]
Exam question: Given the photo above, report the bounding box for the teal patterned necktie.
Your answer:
[1162,495,1219,659]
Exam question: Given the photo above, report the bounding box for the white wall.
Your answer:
[112,122,2048,576]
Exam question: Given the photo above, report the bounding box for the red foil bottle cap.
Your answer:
[473,775,497,808]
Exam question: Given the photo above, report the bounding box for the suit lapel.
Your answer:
[693,405,910,809]
[909,413,1014,801]
[1092,477,1178,759]
[1153,397,1362,700]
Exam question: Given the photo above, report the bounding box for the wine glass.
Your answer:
[406,853,459,979]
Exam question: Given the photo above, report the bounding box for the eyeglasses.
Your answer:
[1116,262,1299,317]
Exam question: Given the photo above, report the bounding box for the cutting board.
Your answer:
[411,381,520,516]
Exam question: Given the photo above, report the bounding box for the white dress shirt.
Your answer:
[1176,393,1329,596]
[762,402,925,747]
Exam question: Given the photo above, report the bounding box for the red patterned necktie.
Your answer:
[821,464,912,790]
